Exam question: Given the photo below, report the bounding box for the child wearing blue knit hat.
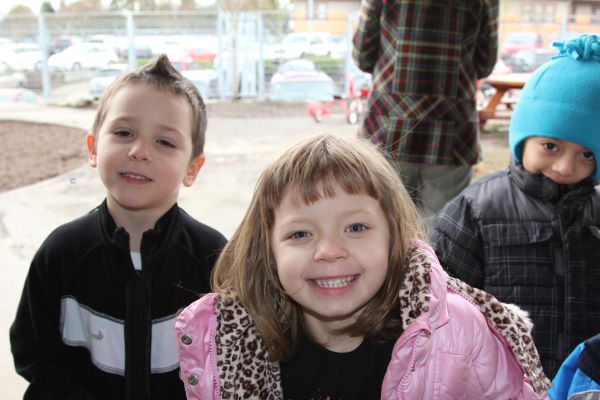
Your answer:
[430,33,600,379]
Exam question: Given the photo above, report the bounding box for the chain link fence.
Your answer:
[0,10,359,105]
[3,8,599,105]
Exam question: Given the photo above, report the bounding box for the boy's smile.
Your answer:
[87,83,204,221]
[522,136,595,185]
[271,182,390,342]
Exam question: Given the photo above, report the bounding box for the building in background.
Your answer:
[289,0,359,34]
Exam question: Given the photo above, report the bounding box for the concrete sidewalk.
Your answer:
[0,103,358,399]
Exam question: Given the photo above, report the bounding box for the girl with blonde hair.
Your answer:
[176,134,549,399]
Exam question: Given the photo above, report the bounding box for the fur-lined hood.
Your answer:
[399,241,549,394]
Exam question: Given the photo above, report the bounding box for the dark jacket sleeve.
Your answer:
[352,0,382,73]
[474,0,499,79]
[430,194,486,289]
[10,242,95,400]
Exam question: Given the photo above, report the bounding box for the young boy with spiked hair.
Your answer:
[10,55,227,399]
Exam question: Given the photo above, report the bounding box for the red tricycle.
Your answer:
[307,77,370,125]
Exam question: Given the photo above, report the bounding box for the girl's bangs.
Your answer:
[265,148,380,210]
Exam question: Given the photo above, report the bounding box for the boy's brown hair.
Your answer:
[212,134,425,361]
[90,54,207,158]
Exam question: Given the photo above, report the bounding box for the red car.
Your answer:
[500,32,544,57]
[167,46,216,70]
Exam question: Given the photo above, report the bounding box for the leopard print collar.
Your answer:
[214,295,283,399]
[213,241,550,397]
[400,241,550,394]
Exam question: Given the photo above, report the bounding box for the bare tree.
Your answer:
[179,0,197,11]
[109,0,133,10]
[61,0,102,12]
[8,5,35,15]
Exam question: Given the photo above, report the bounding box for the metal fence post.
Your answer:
[216,11,228,100]
[125,10,137,69]
[344,14,353,96]
[38,13,50,103]
[257,12,265,101]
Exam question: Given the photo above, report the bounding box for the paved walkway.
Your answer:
[0,102,358,399]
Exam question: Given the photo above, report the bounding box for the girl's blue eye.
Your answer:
[346,223,367,233]
[290,231,310,240]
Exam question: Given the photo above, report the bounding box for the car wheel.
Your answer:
[313,109,323,123]
[347,111,359,125]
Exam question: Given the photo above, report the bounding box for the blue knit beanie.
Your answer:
[509,34,600,180]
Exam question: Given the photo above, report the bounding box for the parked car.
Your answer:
[490,59,512,75]
[48,42,120,71]
[89,63,129,100]
[162,36,217,70]
[500,32,544,57]
[0,61,25,88]
[274,32,336,60]
[165,47,195,70]
[0,87,40,104]
[505,48,556,73]
[269,70,337,102]
[0,42,42,71]
[330,35,350,59]
[51,35,83,55]
[275,59,317,74]
[181,69,218,99]
[111,35,154,61]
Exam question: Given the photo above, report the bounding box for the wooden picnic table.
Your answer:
[478,73,531,128]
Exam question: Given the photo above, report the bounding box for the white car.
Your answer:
[48,42,120,71]
[0,61,25,88]
[89,64,129,100]
[181,69,218,99]
[0,42,42,71]
[276,32,335,59]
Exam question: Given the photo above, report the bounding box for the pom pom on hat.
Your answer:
[509,34,600,180]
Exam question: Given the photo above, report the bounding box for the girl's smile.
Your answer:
[312,275,357,289]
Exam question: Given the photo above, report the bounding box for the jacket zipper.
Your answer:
[209,304,221,400]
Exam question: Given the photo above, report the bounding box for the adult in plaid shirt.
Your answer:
[353,0,498,231]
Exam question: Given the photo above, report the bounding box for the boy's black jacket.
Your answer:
[10,201,227,399]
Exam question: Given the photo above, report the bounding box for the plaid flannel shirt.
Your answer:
[353,0,498,165]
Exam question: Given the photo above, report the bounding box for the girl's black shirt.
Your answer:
[280,334,395,400]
